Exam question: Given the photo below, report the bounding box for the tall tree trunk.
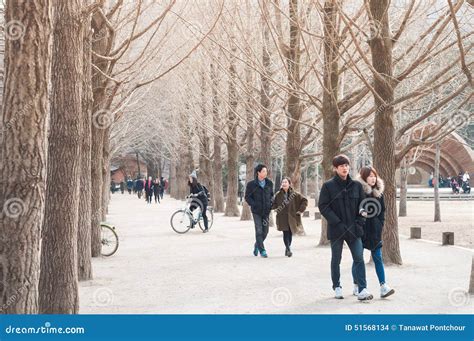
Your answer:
[434,143,441,222]
[259,3,272,178]
[176,125,193,200]
[284,0,303,193]
[198,72,211,188]
[314,163,320,207]
[224,42,240,217]
[90,12,109,257]
[39,0,83,313]
[398,157,408,217]
[77,15,93,281]
[169,158,178,199]
[369,0,402,265]
[319,0,341,246]
[241,65,254,221]
[211,62,225,212]
[101,132,111,218]
[0,0,52,314]
[157,158,163,178]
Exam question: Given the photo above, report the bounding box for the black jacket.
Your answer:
[144,179,154,194]
[135,179,144,191]
[189,183,208,206]
[357,176,386,250]
[244,178,274,217]
[318,174,366,241]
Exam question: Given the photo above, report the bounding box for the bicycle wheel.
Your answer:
[170,209,192,234]
[198,208,214,231]
[101,223,119,257]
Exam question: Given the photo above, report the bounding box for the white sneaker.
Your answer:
[380,283,395,298]
[353,284,359,296]
[334,286,344,299]
[357,288,373,301]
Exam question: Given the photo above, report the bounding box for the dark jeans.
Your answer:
[146,191,153,203]
[252,213,269,252]
[160,190,164,199]
[283,230,292,250]
[190,202,209,230]
[330,237,367,293]
[154,193,160,203]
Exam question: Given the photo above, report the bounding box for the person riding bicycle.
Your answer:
[188,170,209,233]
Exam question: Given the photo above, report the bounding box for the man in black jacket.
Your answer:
[318,154,373,301]
[144,176,154,204]
[245,164,274,258]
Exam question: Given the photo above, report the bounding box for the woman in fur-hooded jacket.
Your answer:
[356,168,385,251]
[354,166,395,299]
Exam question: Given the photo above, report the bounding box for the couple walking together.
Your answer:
[244,155,395,301]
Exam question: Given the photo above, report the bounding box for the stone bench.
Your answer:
[410,227,422,239]
[442,232,454,245]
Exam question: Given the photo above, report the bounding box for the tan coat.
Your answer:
[271,188,308,233]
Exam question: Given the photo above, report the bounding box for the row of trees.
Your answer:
[0,0,219,314]
[0,0,472,314]
[118,0,472,263]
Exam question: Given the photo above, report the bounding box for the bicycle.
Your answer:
[100,222,119,256]
[170,195,214,234]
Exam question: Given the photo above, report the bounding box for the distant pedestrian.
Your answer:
[153,179,161,203]
[145,176,154,204]
[135,177,144,199]
[238,179,244,205]
[160,177,165,199]
[127,177,133,194]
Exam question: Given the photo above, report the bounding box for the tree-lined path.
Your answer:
[0,0,472,315]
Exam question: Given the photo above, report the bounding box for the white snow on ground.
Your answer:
[79,194,473,314]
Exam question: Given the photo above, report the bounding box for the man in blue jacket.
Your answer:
[318,154,373,301]
[244,164,274,258]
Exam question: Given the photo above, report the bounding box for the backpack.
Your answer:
[201,185,211,201]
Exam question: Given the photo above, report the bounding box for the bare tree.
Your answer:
[39,0,84,313]
[0,0,52,314]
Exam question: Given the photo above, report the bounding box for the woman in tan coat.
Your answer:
[271,177,308,257]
